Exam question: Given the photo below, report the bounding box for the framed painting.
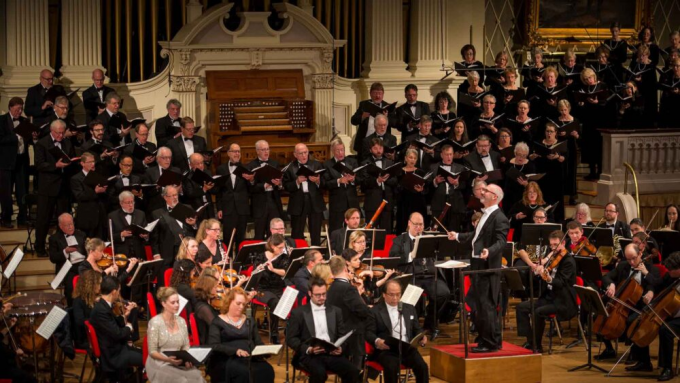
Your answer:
[526,0,650,46]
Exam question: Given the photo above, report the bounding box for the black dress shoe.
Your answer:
[625,361,653,372]
[471,346,497,353]
[624,352,637,365]
[36,251,48,258]
[658,368,674,381]
[595,348,617,360]
[522,342,532,350]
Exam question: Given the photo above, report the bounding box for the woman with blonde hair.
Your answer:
[629,43,658,122]
[196,218,227,265]
[72,270,102,349]
[395,149,428,234]
[175,236,199,263]
[576,67,608,181]
[311,262,333,287]
[79,238,138,284]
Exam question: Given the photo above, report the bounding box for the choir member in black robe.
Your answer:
[590,47,622,90]
[659,57,680,128]
[508,181,550,242]
[452,120,473,160]
[498,68,523,115]
[431,91,458,139]
[472,94,504,139]
[457,44,486,91]
[495,127,513,165]
[532,66,567,122]
[502,142,535,216]
[636,26,661,67]
[522,48,546,100]
[628,45,659,123]
[558,50,583,95]
[485,51,509,114]
[395,84,431,139]
[555,100,581,203]
[601,22,629,80]
[394,148,428,234]
[615,81,645,129]
[351,82,397,159]
[531,122,566,223]
[574,68,608,180]
[506,100,536,146]
[457,71,485,129]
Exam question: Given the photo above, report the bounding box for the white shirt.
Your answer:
[386,304,408,342]
[481,155,494,172]
[182,135,195,157]
[298,163,309,193]
[120,172,130,186]
[628,268,642,285]
[468,204,499,258]
[228,163,237,187]
[64,234,85,263]
[310,302,330,342]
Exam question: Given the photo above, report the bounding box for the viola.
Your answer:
[209,290,226,311]
[571,237,597,257]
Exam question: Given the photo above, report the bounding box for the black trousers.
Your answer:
[658,317,680,368]
[414,276,450,330]
[328,208,346,235]
[11,157,29,223]
[257,289,283,340]
[472,275,499,349]
[35,193,70,254]
[0,169,12,223]
[253,192,281,240]
[104,346,143,373]
[221,212,248,255]
[290,194,322,246]
[223,357,275,383]
[299,354,360,383]
[516,298,557,347]
[373,347,429,383]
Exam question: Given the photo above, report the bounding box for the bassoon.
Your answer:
[365,200,388,229]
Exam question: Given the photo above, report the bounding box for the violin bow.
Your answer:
[432,216,449,234]
[219,228,236,289]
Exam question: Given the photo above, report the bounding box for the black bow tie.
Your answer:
[54,140,62,145]
[259,160,268,165]
[94,140,101,144]
[419,135,427,139]
[480,154,489,158]
[125,212,133,217]
[96,88,103,92]
[12,117,20,122]
[373,157,383,162]
[229,162,239,166]
[409,103,417,107]
[377,135,384,139]
[121,175,129,179]
[183,137,193,142]
[167,207,173,212]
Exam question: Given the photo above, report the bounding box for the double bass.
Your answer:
[627,279,680,347]
[593,274,643,340]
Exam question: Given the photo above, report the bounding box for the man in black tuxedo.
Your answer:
[24,69,55,128]
[216,143,251,250]
[448,183,509,352]
[358,139,397,234]
[71,152,109,239]
[142,147,182,217]
[292,249,324,304]
[107,154,143,212]
[351,82,396,158]
[326,256,371,369]
[166,117,208,174]
[389,212,450,331]
[330,208,361,256]
[597,243,660,367]
[516,230,577,354]
[182,153,216,224]
[246,140,284,239]
[109,191,149,261]
[366,280,429,383]
[323,139,360,233]
[360,114,398,163]
[464,135,501,186]
[404,116,439,170]
[124,123,157,176]
[154,99,182,148]
[34,119,74,257]
[96,93,132,147]
[82,69,114,123]
[89,276,143,377]
[0,98,33,227]
[270,218,297,250]
[430,145,467,232]
[287,277,361,383]
[150,185,197,284]
[283,143,326,246]
[79,119,119,177]
[598,202,632,239]
[395,84,431,140]
[48,213,86,306]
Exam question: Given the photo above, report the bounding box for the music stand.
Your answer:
[649,230,680,260]
[521,223,562,249]
[502,242,514,267]
[289,246,330,261]
[413,235,455,339]
[283,256,305,304]
[127,259,164,319]
[500,267,536,350]
[569,285,608,373]
[234,242,266,271]
[243,269,264,293]
[583,227,614,248]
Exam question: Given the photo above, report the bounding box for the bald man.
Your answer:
[25,69,56,128]
[82,69,115,123]
[215,143,251,247]
[283,143,326,246]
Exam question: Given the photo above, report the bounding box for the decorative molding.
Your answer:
[250,49,264,70]
[312,74,334,89]
[171,76,200,92]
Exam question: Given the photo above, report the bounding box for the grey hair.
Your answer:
[118,191,134,202]
[105,92,121,103]
[54,95,69,106]
[156,147,172,160]
[50,118,66,130]
[255,140,269,149]
[58,213,73,225]
[374,114,388,125]
[482,94,496,103]
[270,217,284,229]
[166,99,181,109]
[162,185,178,197]
[514,142,529,154]
[574,203,592,221]
[467,70,480,81]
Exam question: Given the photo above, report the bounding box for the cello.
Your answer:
[627,279,680,347]
[593,273,644,340]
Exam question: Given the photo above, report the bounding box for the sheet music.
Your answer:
[188,348,211,363]
[273,286,299,320]
[177,295,188,316]
[36,306,67,340]
[334,330,354,347]
[400,284,424,306]
[65,236,78,247]
[251,344,283,356]
[50,260,73,290]
[3,247,24,279]
[144,219,159,232]
[435,260,469,269]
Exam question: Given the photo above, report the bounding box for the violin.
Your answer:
[571,237,597,257]
[540,248,568,281]
[112,298,131,317]
[209,289,226,311]
[96,253,129,268]
[215,265,241,286]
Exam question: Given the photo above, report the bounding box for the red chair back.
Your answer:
[189,313,200,346]
[242,265,253,277]
[164,268,173,286]
[365,341,375,355]
[464,276,472,312]
[655,264,669,279]
[295,239,309,248]
[73,275,80,291]
[144,245,153,261]
[147,292,158,317]
[104,247,113,256]
[507,228,514,242]
[374,234,397,258]
[575,276,584,306]
[179,309,188,323]
[142,335,148,364]
[239,240,264,251]
[84,320,101,358]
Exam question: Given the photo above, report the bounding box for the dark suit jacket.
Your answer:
[365,302,422,345]
[361,133,398,161]
[330,228,347,256]
[287,304,347,356]
[71,170,108,228]
[48,228,87,271]
[106,173,143,211]
[215,163,250,216]
[597,220,632,239]
[395,101,431,136]
[109,209,148,259]
[351,100,397,153]
[323,157,360,213]
[25,84,53,128]
[541,254,578,321]
[429,162,467,214]
[0,113,20,170]
[464,150,501,174]
[154,115,181,148]
[150,206,197,267]
[124,140,158,176]
[292,267,312,303]
[89,299,134,372]
[326,278,371,336]
[34,134,75,196]
[602,258,661,296]
[82,84,114,123]
[246,158,284,219]
[79,138,117,177]
[166,135,208,173]
[142,166,182,215]
[388,232,446,278]
[96,110,131,147]
[181,168,216,219]
[357,157,398,213]
[283,160,326,214]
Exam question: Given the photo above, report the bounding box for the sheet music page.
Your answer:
[177,295,188,316]
[436,260,470,269]
[334,330,355,348]
[400,284,424,306]
[273,286,299,320]
[65,236,78,246]
[251,344,283,356]
[36,306,67,340]
[50,260,73,290]
[144,219,159,232]
[3,247,24,279]
[188,348,212,363]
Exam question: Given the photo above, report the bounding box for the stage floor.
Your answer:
[56,299,668,382]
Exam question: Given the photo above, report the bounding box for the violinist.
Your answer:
[79,237,139,284]
[516,230,577,353]
[630,218,660,258]
[654,251,680,381]
[632,232,659,264]
[193,268,222,346]
[0,298,36,382]
[48,212,86,306]
[72,270,102,349]
[597,244,661,365]
[565,221,596,257]
[194,251,214,276]
[341,249,371,303]
[252,233,290,344]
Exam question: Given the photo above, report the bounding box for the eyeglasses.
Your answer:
[41,77,54,81]
[483,188,499,198]
[158,156,171,160]
[483,101,496,104]
[311,293,327,298]
[120,163,133,167]
[534,215,547,220]
[409,221,424,227]
[384,293,401,298]
[605,210,617,213]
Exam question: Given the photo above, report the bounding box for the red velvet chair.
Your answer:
[73,275,80,291]
[83,320,102,381]
[295,239,310,248]
[374,234,396,258]
[189,313,200,346]
[164,268,173,287]
[239,240,264,251]
[147,292,158,317]
[363,341,408,383]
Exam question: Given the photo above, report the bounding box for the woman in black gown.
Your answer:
[431,91,458,139]
[659,57,680,128]
[457,71,485,131]
[472,94,504,139]
[252,233,289,344]
[495,127,513,165]
[531,122,566,223]
[457,44,485,91]
[508,182,550,243]
[628,44,659,123]
[533,66,566,122]
[522,48,546,100]
[395,148,428,234]
[193,267,221,346]
[636,26,661,67]
[170,258,197,316]
[574,68,608,180]
[208,287,275,383]
[615,81,645,129]
[555,99,581,204]
[602,22,629,80]
[502,142,535,216]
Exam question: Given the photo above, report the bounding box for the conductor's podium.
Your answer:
[431,342,542,383]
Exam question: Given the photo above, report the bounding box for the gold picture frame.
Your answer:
[526,0,651,47]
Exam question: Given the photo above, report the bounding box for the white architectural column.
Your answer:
[60,0,103,84]
[361,0,411,79]
[312,74,334,142]
[0,0,51,85]
[409,0,450,78]
[172,76,201,134]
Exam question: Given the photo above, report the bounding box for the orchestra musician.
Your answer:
[192,267,222,345]
[154,99,182,148]
[513,207,550,293]
[323,139,360,234]
[72,270,102,349]
[246,140,285,240]
[216,145,254,250]
[447,184,509,352]
[395,84,431,138]
[599,203,632,239]
[175,236,200,265]
[366,279,430,383]
[82,69,114,124]
[358,138,397,234]
[287,277,361,383]
[663,204,679,231]
[169,258,198,317]
[292,249,324,305]
[253,234,291,344]
[516,230,577,353]
[196,218,227,265]
[630,218,660,254]
[330,208,361,256]
[654,251,680,381]
[48,213,87,306]
[596,243,661,368]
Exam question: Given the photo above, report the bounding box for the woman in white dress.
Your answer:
[145,287,206,383]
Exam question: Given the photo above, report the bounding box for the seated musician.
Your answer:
[169,258,197,316]
[342,245,394,302]
[72,270,102,349]
[196,219,227,265]
[193,267,223,345]
[565,221,596,257]
[348,230,372,260]
[598,202,632,239]
[146,287,205,383]
[508,181,550,242]
[632,232,659,264]
[194,250,215,276]
[287,277,361,383]
[597,243,661,366]
[389,212,450,332]
[253,233,290,344]
[330,208,361,256]
[366,279,429,383]
[208,287,275,383]
[89,276,143,378]
[79,237,139,284]
[48,212,87,307]
[514,207,550,295]
[174,236,200,266]
[0,299,36,383]
[630,218,660,261]
[292,249,324,305]
[566,203,595,228]
[655,251,680,381]
[516,230,577,353]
